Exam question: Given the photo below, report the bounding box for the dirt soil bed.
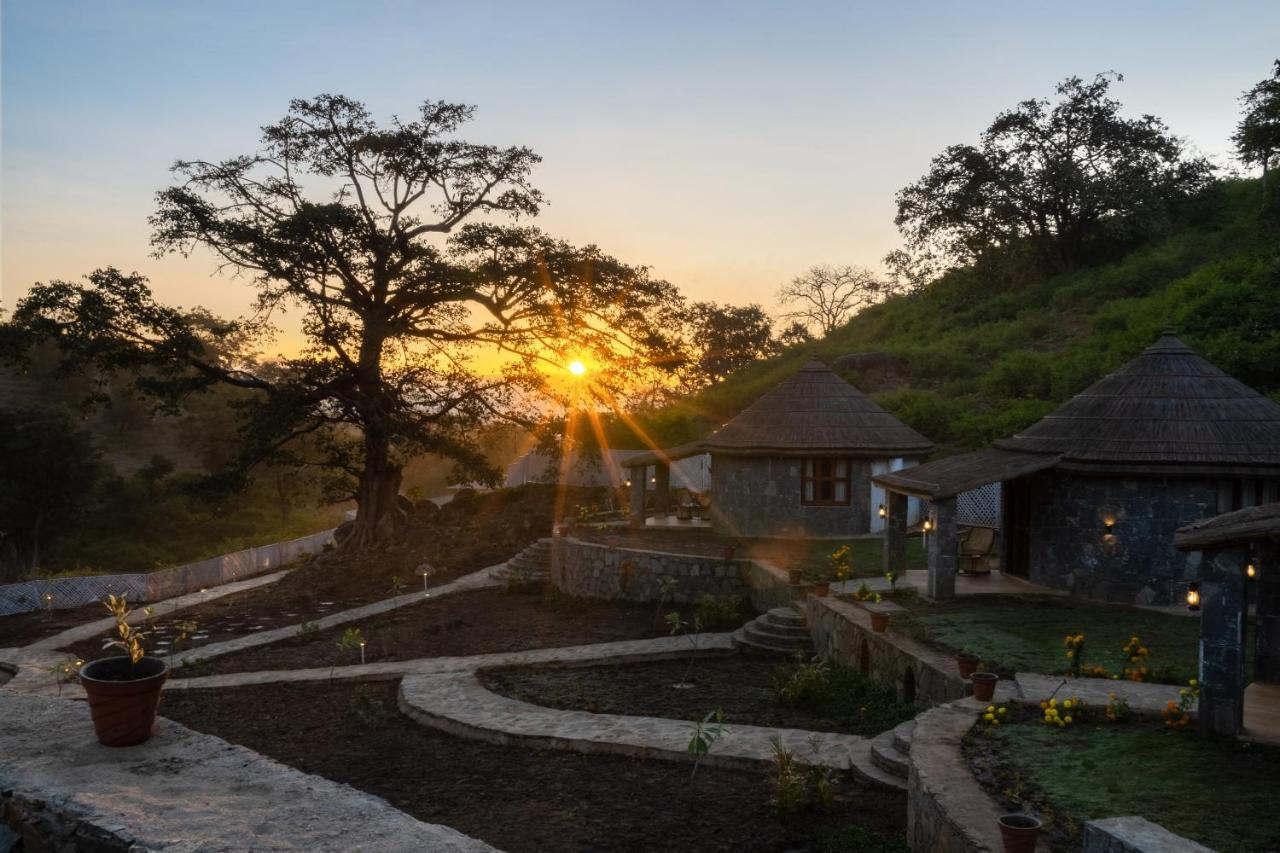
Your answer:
[0,602,112,648]
[174,588,680,676]
[54,484,589,662]
[482,655,919,737]
[161,681,910,853]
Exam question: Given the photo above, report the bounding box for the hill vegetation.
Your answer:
[629,178,1280,456]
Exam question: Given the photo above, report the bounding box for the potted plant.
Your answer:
[812,579,831,597]
[79,594,168,747]
[970,671,999,702]
[956,652,980,679]
[787,567,804,586]
[869,609,889,632]
[723,542,738,561]
[997,813,1042,853]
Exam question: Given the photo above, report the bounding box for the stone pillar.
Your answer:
[926,497,957,601]
[1254,540,1280,683]
[884,491,908,576]
[653,462,670,519]
[1198,545,1249,737]
[628,468,646,529]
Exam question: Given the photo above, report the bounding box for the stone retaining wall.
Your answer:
[0,528,334,616]
[1083,817,1213,852]
[552,537,749,603]
[806,596,969,705]
[1,790,131,852]
[906,702,1005,853]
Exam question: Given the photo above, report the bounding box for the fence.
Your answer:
[0,528,335,617]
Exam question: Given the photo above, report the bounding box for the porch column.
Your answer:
[1198,545,1249,737]
[1254,540,1280,683]
[628,467,646,529]
[926,497,957,600]
[884,491,908,576]
[653,462,671,519]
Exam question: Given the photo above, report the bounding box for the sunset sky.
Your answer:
[3,0,1278,351]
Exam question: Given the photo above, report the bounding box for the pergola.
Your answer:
[1175,502,1280,739]
[874,447,1058,599]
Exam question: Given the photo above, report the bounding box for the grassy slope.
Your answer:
[633,180,1280,455]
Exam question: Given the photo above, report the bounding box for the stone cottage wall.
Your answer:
[553,537,750,603]
[710,454,873,538]
[1026,470,1218,605]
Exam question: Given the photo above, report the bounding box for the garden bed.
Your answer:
[172,588,680,676]
[892,595,1211,684]
[0,602,112,647]
[161,680,910,853]
[481,655,919,737]
[964,704,1280,852]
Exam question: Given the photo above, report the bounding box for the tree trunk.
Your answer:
[341,420,405,551]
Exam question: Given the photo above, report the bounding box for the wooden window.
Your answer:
[1217,479,1280,513]
[802,457,852,506]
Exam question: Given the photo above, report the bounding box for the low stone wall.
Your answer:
[1083,817,1213,853]
[0,528,334,616]
[1,790,132,852]
[553,537,749,603]
[906,702,1005,853]
[806,596,969,705]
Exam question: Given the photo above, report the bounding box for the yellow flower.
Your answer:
[1064,715,1073,724]
[1049,698,1058,708]
[984,713,995,722]
[986,705,995,713]
[998,707,1008,715]
[1063,699,1073,709]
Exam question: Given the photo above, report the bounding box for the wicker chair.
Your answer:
[958,526,996,575]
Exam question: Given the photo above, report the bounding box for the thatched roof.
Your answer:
[873,448,1059,499]
[700,360,934,457]
[994,333,1280,472]
[1175,502,1280,551]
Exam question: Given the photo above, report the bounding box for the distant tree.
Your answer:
[0,406,104,581]
[881,248,937,296]
[683,302,778,386]
[1233,59,1280,208]
[776,320,814,349]
[777,264,887,336]
[895,73,1214,274]
[8,95,686,551]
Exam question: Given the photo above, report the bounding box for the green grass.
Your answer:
[986,720,1280,852]
[894,596,1205,683]
[746,535,926,580]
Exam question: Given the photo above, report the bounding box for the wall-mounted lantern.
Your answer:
[1102,518,1115,535]
[1186,582,1201,612]
[922,517,933,533]
[878,504,887,519]
[1246,562,1258,580]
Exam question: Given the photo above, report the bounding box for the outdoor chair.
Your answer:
[957,526,996,575]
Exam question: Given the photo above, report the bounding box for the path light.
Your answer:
[878,504,887,520]
[1247,562,1258,580]
[1186,582,1201,612]
[422,570,432,598]
[359,641,366,665]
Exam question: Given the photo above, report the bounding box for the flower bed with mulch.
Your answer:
[161,680,911,853]
[963,703,1280,852]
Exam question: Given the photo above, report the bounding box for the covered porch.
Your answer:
[1176,503,1280,743]
[873,448,1060,600]
[621,442,710,529]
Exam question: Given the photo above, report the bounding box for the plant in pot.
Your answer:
[956,651,981,679]
[787,567,805,586]
[997,813,1042,853]
[79,594,168,747]
[868,600,889,633]
[970,670,999,702]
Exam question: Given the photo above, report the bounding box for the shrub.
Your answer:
[773,657,832,708]
[694,593,746,631]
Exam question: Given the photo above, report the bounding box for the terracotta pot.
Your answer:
[870,611,889,632]
[723,545,737,561]
[956,654,980,679]
[787,568,804,585]
[970,671,999,702]
[997,814,1042,853]
[813,581,830,597]
[79,656,169,747]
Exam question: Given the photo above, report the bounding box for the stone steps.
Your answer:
[732,607,814,655]
[491,539,554,584]
[892,720,915,757]
[847,732,908,792]
[869,730,909,780]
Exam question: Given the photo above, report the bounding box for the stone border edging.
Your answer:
[0,689,496,852]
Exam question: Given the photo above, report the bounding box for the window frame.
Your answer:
[801,456,853,507]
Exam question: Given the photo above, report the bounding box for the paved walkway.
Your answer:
[0,689,494,852]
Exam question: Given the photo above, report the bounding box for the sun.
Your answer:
[568,359,587,377]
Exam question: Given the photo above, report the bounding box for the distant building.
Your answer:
[505,448,711,493]
[626,360,933,538]
[877,331,1280,603]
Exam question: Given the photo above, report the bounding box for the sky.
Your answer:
[3,0,1278,350]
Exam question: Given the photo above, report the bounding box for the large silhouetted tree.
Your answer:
[895,73,1214,274]
[9,96,685,550]
[683,301,778,386]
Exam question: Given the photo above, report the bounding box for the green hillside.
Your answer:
[634,179,1280,456]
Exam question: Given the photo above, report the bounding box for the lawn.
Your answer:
[746,535,927,579]
[967,714,1280,852]
[893,596,1207,683]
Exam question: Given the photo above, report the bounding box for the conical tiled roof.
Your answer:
[995,333,1280,467]
[702,360,934,456]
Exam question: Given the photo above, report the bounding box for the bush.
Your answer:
[773,657,832,708]
[694,593,747,631]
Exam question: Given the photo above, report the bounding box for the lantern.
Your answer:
[1186,582,1201,612]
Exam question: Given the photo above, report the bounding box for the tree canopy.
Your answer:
[9,95,686,548]
[777,264,890,336]
[682,301,778,387]
[895,73,1214,275]
[1233,59,1280,207]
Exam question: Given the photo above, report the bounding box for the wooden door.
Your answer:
[1002,476,1032,578]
